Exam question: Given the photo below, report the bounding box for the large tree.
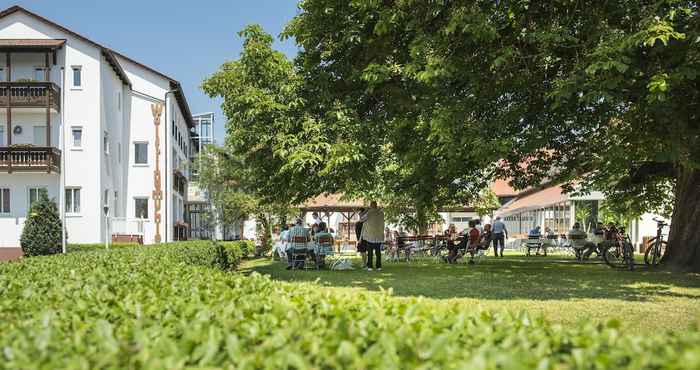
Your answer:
[205,24,494,232]
[286,0,700,271]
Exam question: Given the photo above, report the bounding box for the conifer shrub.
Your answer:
[19,189,62,257]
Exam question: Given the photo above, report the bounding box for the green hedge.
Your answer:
[67,243,140,253]
[1,245,699,369]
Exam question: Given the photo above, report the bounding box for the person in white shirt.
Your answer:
[273,224,290,260]
[361,201,385,271]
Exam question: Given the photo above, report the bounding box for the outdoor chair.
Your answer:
[290,236,315,270]
[459,239,487,264]
[315,236,334,268]
[567,234,589,261]
[524,236,545,256]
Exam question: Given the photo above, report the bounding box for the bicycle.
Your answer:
[644,218,668,267]
[602,226,635,271]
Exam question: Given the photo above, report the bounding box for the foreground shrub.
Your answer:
[19,190,62,257]
[67,243,139,253]
[1,245,699,369]
[220,240,253,258]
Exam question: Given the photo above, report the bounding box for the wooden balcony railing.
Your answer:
[0,82,61,111]
[0,146,61,173]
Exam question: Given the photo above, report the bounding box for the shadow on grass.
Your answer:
[241,255,700,302]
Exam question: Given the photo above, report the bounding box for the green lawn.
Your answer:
[242,254,700,333]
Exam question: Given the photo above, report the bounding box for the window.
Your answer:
[28,187,47,209]
[104,189,109,207]
[134,142,148,165]
[117,91,121,111]
[103,131,109,154]
[34,67,47,82]
[0,67,4,81]
[201,121,211,138]
[71,127,82,148]
[118,143,121,163]
[451,217,472,223]
[0,125,4,146]
[134,198,148,219]
[33,126,46,146]
[65,188,81,214]
[0,188,9,214]
[72,66,82,88]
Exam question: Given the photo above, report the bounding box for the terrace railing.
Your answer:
[0,146,61,173]
[0,82,61,111]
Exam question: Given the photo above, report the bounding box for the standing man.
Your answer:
[361,201,385,271]
[491,216,508,258]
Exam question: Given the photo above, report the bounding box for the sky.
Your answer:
[2,0,301,143]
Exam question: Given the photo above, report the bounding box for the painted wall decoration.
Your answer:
[151,103,163,243]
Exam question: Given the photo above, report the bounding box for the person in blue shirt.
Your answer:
[529,226,542,237]
[491,216,508,257]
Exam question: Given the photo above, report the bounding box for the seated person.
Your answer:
[313,222,334,267]
[273,224,290,260]
[467,223,492,263]
[527,226,544,255]
[443,224,459,263]
[285,218,310,270]
[567,222,596,260]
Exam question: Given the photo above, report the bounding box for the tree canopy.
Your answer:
[283,0,700,271]
[206,1,699,270]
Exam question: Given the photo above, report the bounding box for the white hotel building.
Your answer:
[0,6,194,248]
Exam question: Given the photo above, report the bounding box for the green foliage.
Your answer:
[474,189,501,218]
[220,240,253,259]
[19,189,62,257]
[2,246,700,368]
[284,0,700,269]
[205,23,491,233]
[67,243,140,253]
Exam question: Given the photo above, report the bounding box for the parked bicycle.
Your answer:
[644,218,668,267]
[602,226,635,271]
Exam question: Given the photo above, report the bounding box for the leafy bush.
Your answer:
[67,243,140,253]
[2,245,700,369]
[220,240,253,258]
[19,189,62,257]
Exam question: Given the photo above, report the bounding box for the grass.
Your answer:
[242,252,700,333]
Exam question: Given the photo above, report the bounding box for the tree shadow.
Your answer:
[242,256,700,302]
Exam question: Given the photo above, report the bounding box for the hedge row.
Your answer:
[1,244,699,369]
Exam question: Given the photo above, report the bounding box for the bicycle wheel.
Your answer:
[603,245,626,269]
[644,241,667,266]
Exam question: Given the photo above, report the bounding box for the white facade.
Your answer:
[0,6,194,247]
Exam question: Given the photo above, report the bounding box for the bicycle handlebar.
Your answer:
[653,217,669,226]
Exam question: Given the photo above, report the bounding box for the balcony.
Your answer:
[0,82,61,112]
[0,146,61,173]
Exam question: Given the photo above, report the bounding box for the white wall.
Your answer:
[0,11,192,246]
[0,173,58,247]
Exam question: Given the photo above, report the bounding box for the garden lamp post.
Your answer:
[103,204,110,250]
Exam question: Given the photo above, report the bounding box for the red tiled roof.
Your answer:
[491,179,520,197]
[496,185,568,216]
[299,194,367,212]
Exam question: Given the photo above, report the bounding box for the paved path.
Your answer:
[0,248,23,262]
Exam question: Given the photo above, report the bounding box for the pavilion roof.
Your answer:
[495,185,568,217]
[298,194,367,213]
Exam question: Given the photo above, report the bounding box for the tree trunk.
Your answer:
[416,204,429,235]
[665,167,700,272]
